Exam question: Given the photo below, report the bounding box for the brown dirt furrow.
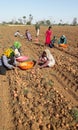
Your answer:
[0,25,78,130]
[0,75,14,130]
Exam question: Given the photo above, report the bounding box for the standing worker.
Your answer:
[35,22,40,37]
[45,26,53,46]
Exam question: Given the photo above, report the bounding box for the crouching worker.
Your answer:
[58,35,67,48]
[14,30,23,38]
[0,48,17,75]
[58,35,67,44]
[59,35,67,43]
[49,36,56,48]
[11,41,22,58]
[36,49,55,69]
[25,30,32,41]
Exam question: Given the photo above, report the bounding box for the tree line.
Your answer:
[1,14,78,26]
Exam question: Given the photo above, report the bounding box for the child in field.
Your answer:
[49,36,57,48]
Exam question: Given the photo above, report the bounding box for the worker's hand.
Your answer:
[16,61,19,66]
[12,66,16,70]
[39,66,43,69]
[15,68,18,74]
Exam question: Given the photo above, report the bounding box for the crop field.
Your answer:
[0,25,78,130]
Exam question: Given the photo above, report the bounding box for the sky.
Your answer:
[0,0,78,24]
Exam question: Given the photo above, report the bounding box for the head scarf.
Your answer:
[62,35,65,37]
[61,35,65,39]
[14,41,21,49]
[44,49,51,59]
[44,49,55,66]
[4,48,15,58]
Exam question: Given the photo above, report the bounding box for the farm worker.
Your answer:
[0,48,17,75]
[45,26,53,46]
[35,22,40,37]
[14,30,23,37]
[36,49,55,69]
[58,35,67,44]
[49,36,57,48]
[25,30,32,41]
[11,41,22,57]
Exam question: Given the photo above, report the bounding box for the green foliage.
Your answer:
[72,17,77,26]
[48,80,54,86]
[45,20,51,26]
[23,88,29,96]
[70,107,78,122]
[27,21,31,25]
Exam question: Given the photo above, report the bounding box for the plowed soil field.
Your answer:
[0,25,78,130]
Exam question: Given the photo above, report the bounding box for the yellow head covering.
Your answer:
[4,48,14,58]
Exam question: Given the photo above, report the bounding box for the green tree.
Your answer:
[23,16,26,24]
[72,17,77,25]
[45,20,51,26]
[28,14,33,24]
[18,18,23,24]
